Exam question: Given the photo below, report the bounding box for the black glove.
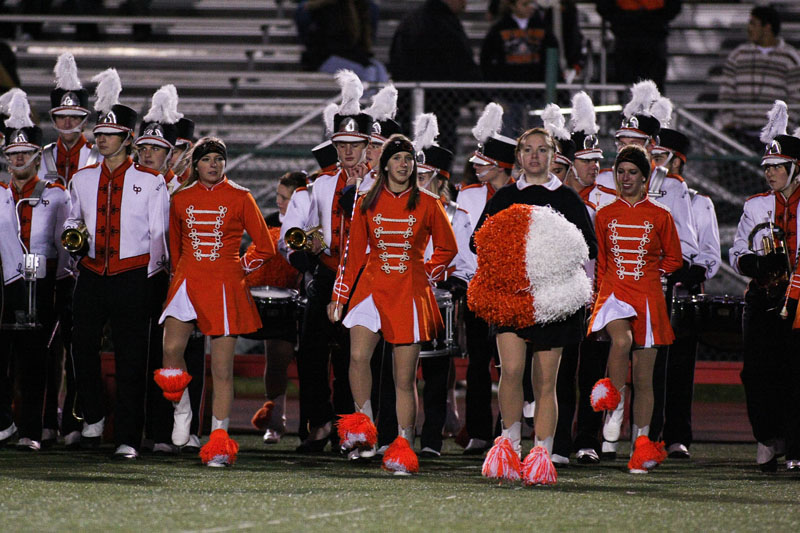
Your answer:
[666,260,691,285]
[338,185,357,218]
[288,250,317,274]
[759,252,788,278]
[737,254,758,278]
[437,276,468,299]
[683,264,707,291]
[786,298,798,320]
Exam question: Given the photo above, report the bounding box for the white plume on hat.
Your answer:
[365,84,397,121]
[413,113,439,152]
[650,96,673,128]
[760,100,788,144]
[569,91,598,135]
[144,84,183,124]
[0,88,24,115]
[623,80,660,119]
[335,69,363,117]
[92,68,122,113]
[472,102,503,143]
[541,103,570,141]
[4,90,34,129]
[322,102,338,136]
[54,52,82,90]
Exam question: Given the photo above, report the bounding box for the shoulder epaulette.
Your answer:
[596,184,617,195]
[133,163,161,177]
[649,198,672,213]
[45,181,66,191]
[665,173,685,183]
[745,191,772,202]
[0,182,8,189]
[459,183,485,192]
[294,186,308,193]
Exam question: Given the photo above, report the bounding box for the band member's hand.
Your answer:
[327,301,343,323]
[310,234,325,255]
[345,162,369,185]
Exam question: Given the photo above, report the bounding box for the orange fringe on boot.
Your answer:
[481,437,521,482]
[590,378,621,412]
[153,368,192,402]
[628,436,667,473]
[199,429,239,466]
[521,446,558,486]
[251,400,275,431]
[337,413,378,449]
[382,436,419,475]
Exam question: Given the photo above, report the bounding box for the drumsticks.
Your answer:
[333,175,363,322]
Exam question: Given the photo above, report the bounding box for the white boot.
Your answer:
[172,389,192,447]
[211,415,229,432]
[501,421,522,459]
[602,386,625,442]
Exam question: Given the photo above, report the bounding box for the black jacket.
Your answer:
[595,0,682,41]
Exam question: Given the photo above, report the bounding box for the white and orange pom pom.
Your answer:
[521,446,558,486]
[251,400,275,431]
[590,377,621,412]
[481,437,522,482]
[628,436,667,473]
[382,436,419,475]
[337,412,378,449]
[153,368,192,402]
[199,429,239,466]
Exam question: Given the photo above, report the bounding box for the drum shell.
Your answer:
[419,288,456,358]
[672,294,744,351]
[242,286,300,341]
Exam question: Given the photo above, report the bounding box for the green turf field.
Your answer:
[2,437,799,532]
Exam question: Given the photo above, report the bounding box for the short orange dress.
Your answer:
[588,196,683,347]
[333,186,458,344]
[160,177,275,336]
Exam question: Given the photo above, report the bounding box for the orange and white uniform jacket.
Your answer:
[333,186,457,344]
[588,196,683,347]
[163,177,275,336]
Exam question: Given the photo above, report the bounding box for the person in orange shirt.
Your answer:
[154,137,276,467]
[328,135,458,474]
[588,145,683,474]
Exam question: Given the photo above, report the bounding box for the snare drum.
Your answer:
[671,294,744,351]
[419,288,456,358]
[243,286,299,341]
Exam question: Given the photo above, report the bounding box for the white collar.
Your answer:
[517,172,562,191]
[512,14,529,29]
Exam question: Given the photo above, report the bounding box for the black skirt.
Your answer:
[496,307,586,350]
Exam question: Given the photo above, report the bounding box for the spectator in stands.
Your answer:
[297,0,388,83]
[390,0,481,153]
[718,5,800,152]
[595,0,682,93]
[0,41,19,92]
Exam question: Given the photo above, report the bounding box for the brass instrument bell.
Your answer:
[285,226,326,252]
[61,224,89,255]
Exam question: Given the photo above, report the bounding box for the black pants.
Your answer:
[648,346,669,441]
[420,355,450,452]
[663,334,698,447]
[42,277,76,433]
[0,275,56,440]
[143,272,174,445]
[370,340,397,447]
[741,283,800,460]
[464,308,496,442]
[295,265,352,440]
[612,35,668,93]
[553,342,579,457]
[185,331,206,436]
[72,266,151,448]
[574,340,609,452]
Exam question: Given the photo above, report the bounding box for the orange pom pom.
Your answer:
[199,429,239,466]
[382,436,419,474]
[251,400,275,431]
[590,378,621,412]
[481,436,522,481]
[337,413,378,449]
[467,204,535,328]
[628,435,667,472]
[521,446,558,486]
[153,368,192,402]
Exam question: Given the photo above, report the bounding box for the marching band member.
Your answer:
[730,101,800,472]
[595,81,700,458]
[65,69,170,459]
[167,117,196,189]
[40,53,101,448]
[542,96,609,465]
[156,137,275,467]
[248,171,306,444]
[329,134,458,474]
[475,126,596,485]
[0,91,70,451]
[280,71,375,454]
[588,145,682,474]
[456,103,517,455]
[134,85,184,454]
[651,127,721,459]
[365,84,402,169]
[414,112,473,457]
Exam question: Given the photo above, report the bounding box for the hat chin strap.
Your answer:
[106,132,132,160]
[5,149,42,173]
[52,114,88,135]
[782,161,798,193]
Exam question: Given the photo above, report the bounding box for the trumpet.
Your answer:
[61,224,89,255]
[285,226,327,252]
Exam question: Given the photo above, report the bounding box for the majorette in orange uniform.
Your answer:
[588,189,683,347]
[160,175,275,336]
[333,184,457,344]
